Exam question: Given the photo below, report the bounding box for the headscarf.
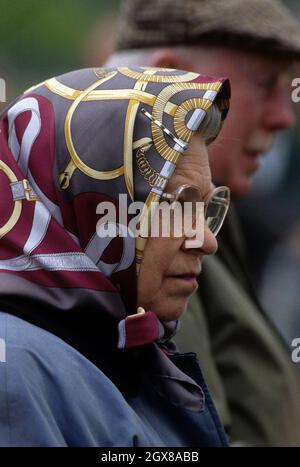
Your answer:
[0,67,229,402]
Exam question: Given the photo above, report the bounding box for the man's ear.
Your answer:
[149,49,184,69]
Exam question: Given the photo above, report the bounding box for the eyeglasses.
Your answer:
[161,184,230,237]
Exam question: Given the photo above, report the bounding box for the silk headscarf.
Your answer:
[0,67,229,401]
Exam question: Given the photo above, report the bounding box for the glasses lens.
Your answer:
[160,185,230,239]
[174,185,203,236]
[176,185,201,205]
[205,187,230,236]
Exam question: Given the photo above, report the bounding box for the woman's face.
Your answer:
[137,135,218,321]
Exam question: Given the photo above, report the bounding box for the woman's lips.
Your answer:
[167,274,199,286]
[175,274,197,281]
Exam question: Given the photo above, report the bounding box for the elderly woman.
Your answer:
[0,67,230,446]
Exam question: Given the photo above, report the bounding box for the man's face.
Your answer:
[186,48,295,197]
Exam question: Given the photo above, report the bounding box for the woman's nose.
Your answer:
[201,224,218,255]
[183,223,218,255]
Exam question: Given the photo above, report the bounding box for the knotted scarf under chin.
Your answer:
[117,310,179,349]
[118,310,205,411]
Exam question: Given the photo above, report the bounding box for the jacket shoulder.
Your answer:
[0,312,143,446]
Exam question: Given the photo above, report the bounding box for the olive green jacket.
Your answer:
[175,208,300,446]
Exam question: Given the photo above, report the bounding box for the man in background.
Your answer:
[106,0,300,445]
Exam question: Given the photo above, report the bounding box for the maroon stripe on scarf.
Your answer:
[118,311,162,348]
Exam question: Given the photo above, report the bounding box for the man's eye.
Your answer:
[257,70,292,89]
[255,76,274,88]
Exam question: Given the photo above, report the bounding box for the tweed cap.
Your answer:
[115,0,300,58]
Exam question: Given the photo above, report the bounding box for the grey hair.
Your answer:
[198,104,223,144]
[104,45,214,68]
[104,49,157,67]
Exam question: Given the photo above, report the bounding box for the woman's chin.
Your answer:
[152,300,188,322]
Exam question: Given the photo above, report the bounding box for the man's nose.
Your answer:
[264,86,296,131]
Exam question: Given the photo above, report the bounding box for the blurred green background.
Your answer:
[0,0,299,106]
[0,0,121,103]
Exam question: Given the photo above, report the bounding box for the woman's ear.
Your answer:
[149,48,184,69]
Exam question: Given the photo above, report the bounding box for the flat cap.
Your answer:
[115,0,300,58]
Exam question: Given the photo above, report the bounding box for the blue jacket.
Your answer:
[0,312,228,447]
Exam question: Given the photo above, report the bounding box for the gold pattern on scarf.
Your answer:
[63,71,126,184]
[45,77,156,105]
[0,161,22,239]
[135,191,161,274]
[132,137,153,150]
[151,82,222,162]
[174,98,212,141]
[117,67,200,83]
[22,179,39,202]
[123,79,150,200]
[43,78,178,115]
[60,70,175,198]
[57,72,174,190]
[136,145,168,189]
[45,78,82,100]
